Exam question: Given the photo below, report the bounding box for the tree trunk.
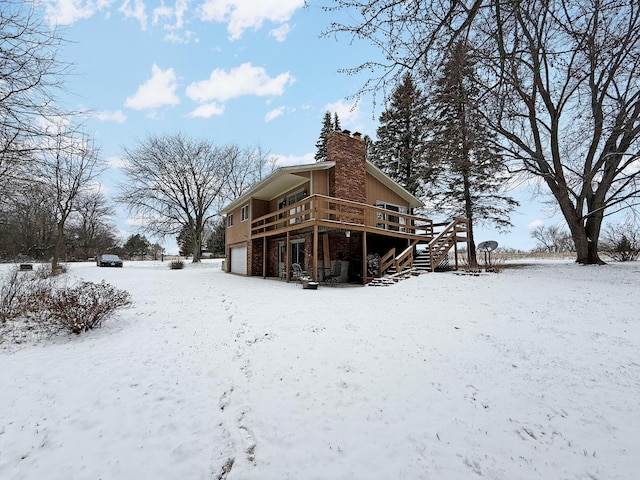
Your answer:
[192,226,202,263]
[51,221,65,272]
[558,197,605,265]
[462,169,478,268]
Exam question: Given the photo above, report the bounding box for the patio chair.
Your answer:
[324,261,342,287]
[291,263,308,282]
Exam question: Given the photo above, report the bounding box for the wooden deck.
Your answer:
[249,194,470,283]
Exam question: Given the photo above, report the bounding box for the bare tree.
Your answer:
[530,225,574,253]
[223,144,275,200]
[38,126,103,270]
[117,133,232,263]
[0,182,57,260]
[326,0,640,264]
[0,0,70,192]
[67,189,118,259]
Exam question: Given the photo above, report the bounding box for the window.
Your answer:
[287,189,308,224]
[241,204,249,222]
[376,201,407,231]
[226,214,233,227]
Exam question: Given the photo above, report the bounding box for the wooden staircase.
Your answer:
[374,218,468,284]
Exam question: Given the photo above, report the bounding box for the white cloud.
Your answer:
[271,152,314,167]
[527,219,545,229]
[125,64,180,111]
[119,0,148,29]
[152,0,197,43]
[199,0,304,40]
[265,106,285,122]
[41,0,112,25]
[323,99,364,132]
[269,23,290,42]
[186,62,295,103]
[188,102,226,118]
[106,155,127,169]
[125,215,148,227]
[92,110,127,123]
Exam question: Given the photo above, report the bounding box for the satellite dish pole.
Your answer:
[477,241,499,269]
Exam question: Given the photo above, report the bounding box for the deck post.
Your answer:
[313,225,319,282]
[454,239,459,270]
[262,237,267,278]
[285,231,290,282]
[362,231,367,285]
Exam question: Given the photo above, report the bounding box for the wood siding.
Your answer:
[225,204,250,246]
[366,175,410,211]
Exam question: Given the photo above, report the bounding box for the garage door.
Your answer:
[230,246,247,275]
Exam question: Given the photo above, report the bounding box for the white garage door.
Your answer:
[230,246,247,275]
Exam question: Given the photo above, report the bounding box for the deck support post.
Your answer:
[454,239,459,270]
[313,225,319,282]
[262,237,267,278]
[362,231,367,285]
[285,231,290,282]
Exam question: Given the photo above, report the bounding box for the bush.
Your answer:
[0,267,131,341]
[47,281,132,334]
[601,220,640,262]
[0,268,53,325]
[170,259,185,270]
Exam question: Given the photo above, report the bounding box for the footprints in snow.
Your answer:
[215,293,267,475]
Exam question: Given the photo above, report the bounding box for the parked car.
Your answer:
[97,254,123,267]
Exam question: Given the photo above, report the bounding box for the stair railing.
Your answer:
[394,239,420,273]
[429,220,458,271]
[379,248,396,275]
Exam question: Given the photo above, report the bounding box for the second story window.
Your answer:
[241,204,249,222]
[226,214,233,227]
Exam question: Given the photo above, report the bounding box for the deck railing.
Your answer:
[251,194,434,239]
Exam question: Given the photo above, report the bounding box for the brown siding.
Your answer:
[311,170,329,195]
[225,204,250,246]
[252,199,270,220]
[366,175,410,210]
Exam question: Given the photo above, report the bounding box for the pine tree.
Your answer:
[370,73,430,196]
[314,111,333,162]
[176,225,196,257]
[426,42,518,266]
[333,112,341,131]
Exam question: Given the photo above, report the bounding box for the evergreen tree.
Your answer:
[314,111,333,162]
[205,218,226,257]
[122,234,150,260]
[176,225,196,257]
[332,112,341,131]
[314,111,345,162]
[370,73,430,196]
[426,42,518,266]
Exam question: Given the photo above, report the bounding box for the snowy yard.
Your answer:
[0,259,638,480]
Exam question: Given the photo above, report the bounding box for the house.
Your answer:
[221,130,469,284]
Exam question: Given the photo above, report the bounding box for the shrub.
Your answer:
[47,281,132,334]
[0,267,131,340]
[170,259,185,270]
[0,268,53,324]
[601,220,640,262]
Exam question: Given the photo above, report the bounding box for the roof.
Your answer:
[221,162,335,214]
[220,159,423,214]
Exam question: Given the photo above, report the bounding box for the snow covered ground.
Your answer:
[0,259,638,480]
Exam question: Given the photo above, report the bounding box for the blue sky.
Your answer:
[40,0,562,253]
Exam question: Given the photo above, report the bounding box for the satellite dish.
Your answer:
[477,240,498,252]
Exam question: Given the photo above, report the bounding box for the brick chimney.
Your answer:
[327,130,366,203]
